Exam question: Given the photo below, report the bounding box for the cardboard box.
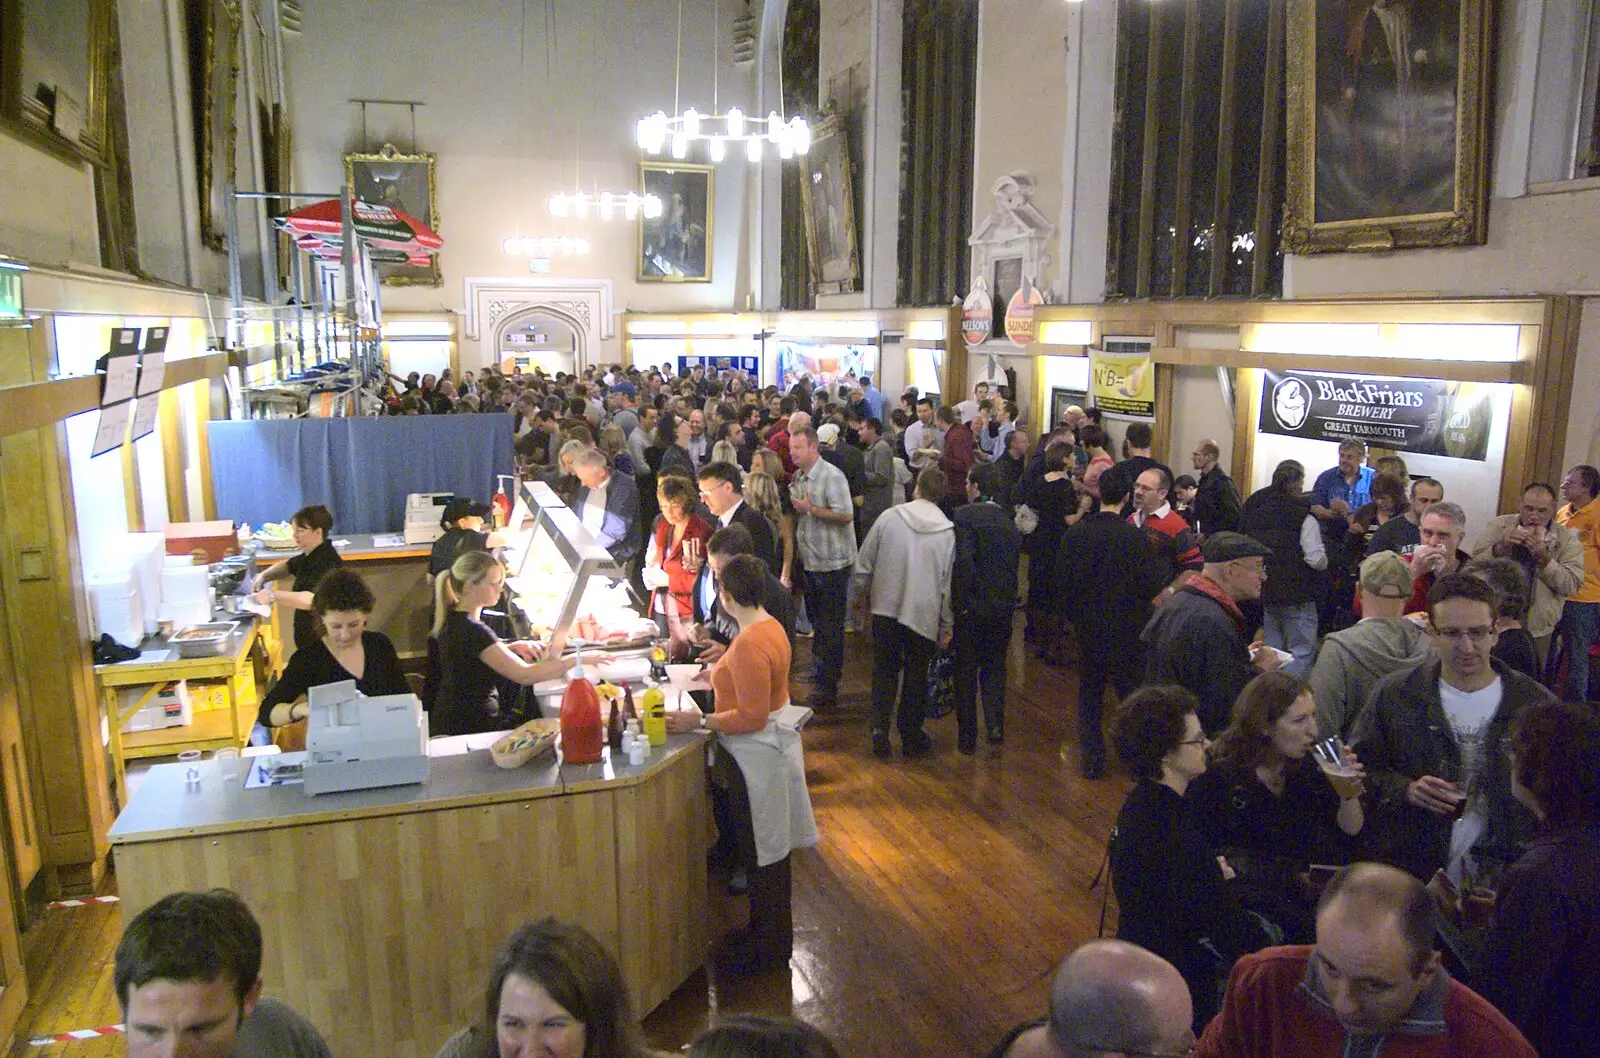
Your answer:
[164,520,238,564]
[119,681,191,733]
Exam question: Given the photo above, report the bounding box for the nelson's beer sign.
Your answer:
[1259,370,1494,462]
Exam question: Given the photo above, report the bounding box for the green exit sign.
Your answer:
[0,266,22,319]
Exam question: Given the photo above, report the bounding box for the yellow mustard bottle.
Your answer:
[641,682,667,747]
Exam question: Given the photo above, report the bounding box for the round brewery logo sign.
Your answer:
[961,286,993,345]
[1271,376,1312,431]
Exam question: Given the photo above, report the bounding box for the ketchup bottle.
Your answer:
[560,653,603,764]
[491,474,514,529]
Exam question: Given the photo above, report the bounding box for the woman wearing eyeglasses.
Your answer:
[1110,685,1276,1033]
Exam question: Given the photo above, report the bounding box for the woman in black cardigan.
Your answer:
[1109,684,1276,1033]
[255,568,408,736]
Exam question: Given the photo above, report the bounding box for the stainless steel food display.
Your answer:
[504,481,654,657]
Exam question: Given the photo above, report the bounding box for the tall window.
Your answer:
[780,0,820,310]
[1106,0,1286,298]
[897,0,978,306]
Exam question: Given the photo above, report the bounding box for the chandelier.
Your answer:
[635,108,809,162]
[635,0,807,165]
[548,191,663,221]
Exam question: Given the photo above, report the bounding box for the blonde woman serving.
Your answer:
[432,551,573,737]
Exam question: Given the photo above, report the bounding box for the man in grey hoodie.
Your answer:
[1307,550,1432,739]
[853,468,955,759]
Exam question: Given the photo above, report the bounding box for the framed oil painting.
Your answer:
[1284,0,1492,253]
[639,162,713,282]
[344,143,441,286]
[186,0,241,251]
[799,112,861,296]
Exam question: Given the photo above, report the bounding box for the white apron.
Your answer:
[716,704,819,867]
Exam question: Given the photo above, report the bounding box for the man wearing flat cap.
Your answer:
[1307,551,1433,741]
[1140,531,1282,734]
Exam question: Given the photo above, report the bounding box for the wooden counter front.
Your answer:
[109,735,710,1056]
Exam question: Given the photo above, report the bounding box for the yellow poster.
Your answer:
[1089,347,1156,418]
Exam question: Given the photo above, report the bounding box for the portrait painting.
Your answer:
[186,0,241,251]
[1284,0,1492,252]
[1050,388,1088,432]
[344,143,440,286]
[799,112,861,296]
[639,163,713,282]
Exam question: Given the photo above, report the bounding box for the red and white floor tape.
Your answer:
[27,1025,124,1046]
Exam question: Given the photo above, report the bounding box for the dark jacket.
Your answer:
[1141,581,1255,735]
[821,442,864,503]
[691,564,796,651]
[1474,822,1600,1058]
[1111,780,1273,1030]
[569,471,643,563]
[1348,658,1554,881]
[1240,486,1320,606]
[1191,465,1242,537]
[1053,510,1168,653]
[952,501,1022,617]
[722,501,779,574]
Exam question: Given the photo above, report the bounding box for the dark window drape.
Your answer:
[780,0,820,311]
[897,0,977,307]
[1106,0,1286,299]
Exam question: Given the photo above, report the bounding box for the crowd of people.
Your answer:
[223,360,1600,1054]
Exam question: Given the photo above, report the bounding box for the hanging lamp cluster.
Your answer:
[634,107,810,162]
[548,190,663,220]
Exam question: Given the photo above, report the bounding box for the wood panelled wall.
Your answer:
[897,0,978,307]
[1106,0,1287,298]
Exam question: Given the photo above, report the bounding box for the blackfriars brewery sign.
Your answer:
[1259,370,1493,462]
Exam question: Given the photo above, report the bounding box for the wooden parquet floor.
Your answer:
[10,618,1127,1057]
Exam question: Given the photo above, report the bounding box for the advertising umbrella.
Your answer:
[277,198,442,256]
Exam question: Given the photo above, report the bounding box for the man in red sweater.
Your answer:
[1197,863,1534,1057]
[937,405,976,507]
[1132,466,1203,597]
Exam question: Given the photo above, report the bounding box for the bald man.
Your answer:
[1197,863,1535,1056]
[990,940,1193,1058]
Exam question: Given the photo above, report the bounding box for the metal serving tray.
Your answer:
[171,621,239,658]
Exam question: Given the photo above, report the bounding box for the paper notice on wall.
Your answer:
[129,393,160,443]
[137,326,169,395]
[91,401,132,457]
[100,329,142,405]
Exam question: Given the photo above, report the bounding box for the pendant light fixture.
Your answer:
[635,0,808,163]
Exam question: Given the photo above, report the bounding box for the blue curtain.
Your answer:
[208,416,514,534]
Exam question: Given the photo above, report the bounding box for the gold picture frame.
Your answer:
[187,0,241,252]
[344,143,441,287]
[1284,0,1492,253]
[798,112,861,296]
[638,162,713,283]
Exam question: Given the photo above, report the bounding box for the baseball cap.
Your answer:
[1359,551,1415,599]
[440,496,492,527]
[610,380,637,397]
[816,422,841,445]
[1201,531,1273,563]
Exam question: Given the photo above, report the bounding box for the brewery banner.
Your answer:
[1089,345,1156,419]
[1259,370,1493,462]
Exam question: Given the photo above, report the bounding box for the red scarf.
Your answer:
[1183,573,1246,633]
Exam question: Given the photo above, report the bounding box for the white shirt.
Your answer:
[1131,503,1173,527]
[1438,675,1503,881]
[719,498,744,528]
[955,399,980,423]
[580,478,609,538]
[1300,514,1329,570]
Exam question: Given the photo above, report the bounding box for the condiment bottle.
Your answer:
[606,688,624,752]
[623,684,639,725]
[642,681,667,747]
[559,653,604,765]
[649,640,669,682]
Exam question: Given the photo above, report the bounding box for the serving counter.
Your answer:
[108,733,710,1056]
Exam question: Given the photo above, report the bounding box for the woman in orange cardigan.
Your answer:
[667,554,818,974]
[643,474,712,657]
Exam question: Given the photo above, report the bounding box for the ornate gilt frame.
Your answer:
[194,0,242,251]
[343,143,442,287]
[798,111,861,296]
[1283,0,1492,253]
[638,161,714,284]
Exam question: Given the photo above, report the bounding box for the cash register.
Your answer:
[303,680,429,795]
[403,491,455,544]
